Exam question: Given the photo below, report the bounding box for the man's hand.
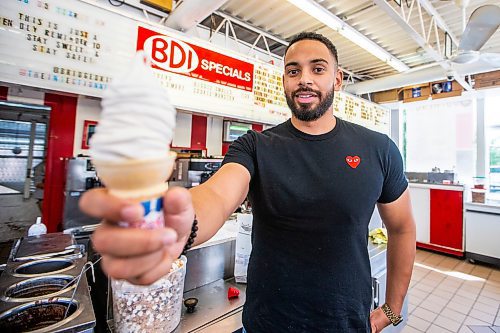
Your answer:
[80,186,195,285]
[370,307,391,333]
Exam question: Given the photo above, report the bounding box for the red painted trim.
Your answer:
[191,114,207,150]
[430,189,463,250]
[0,86,8,100]
[43,94,77,233]
[252,123,263,132]
[222,142,231,155]
[81,120,98,149]
[416,242,464,257]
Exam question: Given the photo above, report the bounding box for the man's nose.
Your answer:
[299,71,313,86]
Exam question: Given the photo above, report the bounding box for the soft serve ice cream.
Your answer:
[89,50,178,224]
[90,51,176,161]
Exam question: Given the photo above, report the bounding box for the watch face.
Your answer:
[393,317,403,326]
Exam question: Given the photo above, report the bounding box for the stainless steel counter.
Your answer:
[175,278,245,333]
[408,182,465,191]
[465,201,500,214]
[368,242,387,276]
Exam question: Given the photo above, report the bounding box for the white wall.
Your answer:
[73,96,101,156]
[206,116,223,156]
[171,112,192,148]
[7,86,45,105]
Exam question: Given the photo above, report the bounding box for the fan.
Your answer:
[452,4,500,66]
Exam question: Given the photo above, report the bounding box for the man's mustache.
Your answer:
[292,87,322,98]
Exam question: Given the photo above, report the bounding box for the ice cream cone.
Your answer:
[93,152,177,201]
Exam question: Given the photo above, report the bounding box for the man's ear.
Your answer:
[334,69,343,91]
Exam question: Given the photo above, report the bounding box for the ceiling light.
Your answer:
[286,0,409,72]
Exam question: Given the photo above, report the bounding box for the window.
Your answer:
[403,97,475,185]
[0,120,46,192]
[485,93,500,199]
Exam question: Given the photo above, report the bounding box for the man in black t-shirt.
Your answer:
[82,32,416,332]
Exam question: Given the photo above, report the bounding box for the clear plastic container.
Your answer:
[473,176,486,189]
[111,255,187,333]
[471,189,486,203]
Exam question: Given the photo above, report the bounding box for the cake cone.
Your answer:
[93,152,176,229]
[93,152,177,201]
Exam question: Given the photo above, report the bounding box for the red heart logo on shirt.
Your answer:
[346,156,361,169]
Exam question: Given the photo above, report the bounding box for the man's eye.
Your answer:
[287,69,299,76]
[314,67,325,73]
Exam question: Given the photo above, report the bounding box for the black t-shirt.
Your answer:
[223,118,408,333]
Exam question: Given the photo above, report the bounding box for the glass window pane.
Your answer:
[0,120,46,188]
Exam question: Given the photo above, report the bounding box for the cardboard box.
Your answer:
[474,70,500,89]
[403,84,430,103]
[140,0,173,13]
[430,80,462,100]
[373,89,400,103]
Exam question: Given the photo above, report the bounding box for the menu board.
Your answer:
[253,63,290,120]
[0,0,388,132]
[333,92,390,134]
[0,0,134,96]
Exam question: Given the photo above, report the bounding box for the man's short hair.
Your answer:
[285,32,339,65]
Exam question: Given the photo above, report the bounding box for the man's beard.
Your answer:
[285,86,335,122]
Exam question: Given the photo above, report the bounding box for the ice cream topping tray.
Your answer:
[0,232,96,332]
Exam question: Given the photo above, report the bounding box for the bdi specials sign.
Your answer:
[137,26,253,91]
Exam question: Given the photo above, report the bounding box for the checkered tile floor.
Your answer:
[467,326,499,333]
[401,250,500,333]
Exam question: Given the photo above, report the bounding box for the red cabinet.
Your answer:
[410,185,464,257]
[430,189,463,250]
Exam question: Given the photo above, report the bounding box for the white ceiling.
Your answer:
[206,0,500,88]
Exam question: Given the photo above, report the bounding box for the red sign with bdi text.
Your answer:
[137,26,254,91]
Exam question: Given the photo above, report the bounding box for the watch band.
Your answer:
[381,303,403,326]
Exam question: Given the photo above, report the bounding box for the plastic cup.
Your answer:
[111,256,187,333]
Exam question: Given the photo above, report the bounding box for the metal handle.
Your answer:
[373,278,380,309]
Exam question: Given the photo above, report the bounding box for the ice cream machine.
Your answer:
[169,158,223,188]
[63,157,102,230]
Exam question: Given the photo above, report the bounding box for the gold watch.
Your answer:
[381,303,403,326]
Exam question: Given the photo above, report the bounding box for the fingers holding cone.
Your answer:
[80,188,144,223]
[163,186,196,243]
[81,188,185,282]
[92,223,178,257]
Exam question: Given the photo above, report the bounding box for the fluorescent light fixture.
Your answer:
[286,0,410,73]
[0,101,51,111]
